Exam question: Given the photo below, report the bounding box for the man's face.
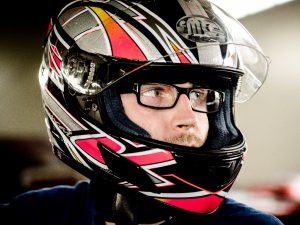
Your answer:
[120,83,209,147]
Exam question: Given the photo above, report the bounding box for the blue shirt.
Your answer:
[0,181,284,225]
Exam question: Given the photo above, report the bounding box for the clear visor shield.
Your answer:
[61,43,269,103]
[59,1,270,102]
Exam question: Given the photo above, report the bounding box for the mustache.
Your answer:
[164,133,206,147]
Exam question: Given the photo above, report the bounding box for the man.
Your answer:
[0,0,283,224]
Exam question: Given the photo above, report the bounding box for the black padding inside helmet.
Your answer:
[206,89,240,149]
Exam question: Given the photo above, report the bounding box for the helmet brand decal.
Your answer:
[45,107,73,137]
[176,16,226,43]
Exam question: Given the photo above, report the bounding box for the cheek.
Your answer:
[195,114,209,135]
[140,115,169,140]
[121,94,168,137]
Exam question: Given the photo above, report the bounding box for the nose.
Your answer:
[172,94,197,129]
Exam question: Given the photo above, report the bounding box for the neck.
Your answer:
[91,180,170,225]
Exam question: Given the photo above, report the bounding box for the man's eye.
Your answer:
[191,90,207,100]
[141,89,161,97]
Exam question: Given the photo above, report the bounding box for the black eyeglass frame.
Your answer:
[131,83,225,113]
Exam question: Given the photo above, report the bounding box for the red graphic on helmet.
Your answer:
[159,195,223,213]
[48,44,62,76]
[91,7,146,60]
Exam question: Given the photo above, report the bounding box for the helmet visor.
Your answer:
[61,42,269,103]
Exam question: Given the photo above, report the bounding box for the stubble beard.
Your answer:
[164,133,207,147]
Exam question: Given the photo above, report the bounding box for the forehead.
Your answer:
[171,82,193,88]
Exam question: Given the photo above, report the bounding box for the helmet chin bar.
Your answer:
[94,124,246,213]
[98,142,160,193]
[98,133,245,192]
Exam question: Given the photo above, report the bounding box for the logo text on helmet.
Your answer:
[176,16,226,43]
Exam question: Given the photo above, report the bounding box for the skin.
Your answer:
[120,83,209,148]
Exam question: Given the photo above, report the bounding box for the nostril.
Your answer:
[177,125,185,129]
[177,124,189,128]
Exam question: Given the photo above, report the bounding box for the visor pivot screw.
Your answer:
[92,103,98,111]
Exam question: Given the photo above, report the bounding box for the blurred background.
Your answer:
[0,0,299,224]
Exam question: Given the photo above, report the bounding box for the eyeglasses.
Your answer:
[132,83,224,113]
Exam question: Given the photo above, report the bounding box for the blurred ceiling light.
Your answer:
[210,0,295,18]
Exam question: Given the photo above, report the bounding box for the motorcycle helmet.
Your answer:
[38,0,270,215]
